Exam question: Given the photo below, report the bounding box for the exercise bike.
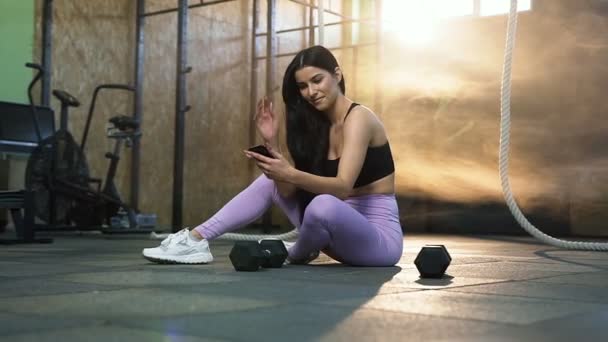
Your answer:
[24,63,155,232]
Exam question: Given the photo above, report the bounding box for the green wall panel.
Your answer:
[0,0,34,102]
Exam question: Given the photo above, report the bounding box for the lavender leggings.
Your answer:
[194,175,403,266]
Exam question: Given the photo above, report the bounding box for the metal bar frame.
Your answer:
[266,0,277,99]
[142,0,236,17]
[131,0,145,211]
[254,41,377,60]
[249,0,259,155]
[128,0,380,229]
[255,18,374,36]
[287,0,354,20]
[41,0,53,106]
[301,0,308,46]
[374,0,383,115]
[260,0,277,229]
[172,0,190,231]
[133,0,242,230]
[317,0,324,45]
[308,0,314,45]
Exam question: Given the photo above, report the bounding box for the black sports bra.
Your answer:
[322,103,395,188]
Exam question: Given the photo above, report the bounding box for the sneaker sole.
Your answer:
[142,252,213,264]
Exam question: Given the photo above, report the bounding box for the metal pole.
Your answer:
[266,0,276,98]
[353,45,358,99]
[288,0,352,19]
[341,0,354,98]
[255,19,374,37]
[142,0,236,17]
[172,0,190,231]
[131,0,145,211]
[261,0,277,230]
[255,42,376,60]
[374,0,383,116]
[301,1,308,48]
[249,0,259,171]
[41,0,53,106]
[317,0,324,45]
[308,0,314,45]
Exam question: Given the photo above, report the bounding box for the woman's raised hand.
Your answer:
[254,96,280,146]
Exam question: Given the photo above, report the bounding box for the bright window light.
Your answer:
[435,0,475,18]
[382,0,474,46]
[480,0,532,16]
[382,0,533,46]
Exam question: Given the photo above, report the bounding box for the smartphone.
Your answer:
[247,144,275,159]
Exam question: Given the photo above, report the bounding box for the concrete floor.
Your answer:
[0,232,607,341]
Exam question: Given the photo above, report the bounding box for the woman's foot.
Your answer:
[286,251,320,265]
[142,228,213,264]
[282,241,319,265]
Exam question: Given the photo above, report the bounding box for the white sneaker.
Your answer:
[279,240,319,265]
[282,240,296,251]
[142,228,213,264]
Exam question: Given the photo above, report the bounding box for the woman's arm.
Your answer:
[272,142,296,198]
[289,172,349,199]
[246,107,374,200]
[275,179,297,198]
[263,142,297,198]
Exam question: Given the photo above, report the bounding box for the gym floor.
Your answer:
[0,232,607,341]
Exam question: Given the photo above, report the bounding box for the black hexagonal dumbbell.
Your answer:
[414,244,452,278]
[259,239,289,268]
[229,240,288,272]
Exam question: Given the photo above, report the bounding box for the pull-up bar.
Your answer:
[255,18,375,37]
[254,42,378,60]
[287,0,357,20]
[142,0,236,17]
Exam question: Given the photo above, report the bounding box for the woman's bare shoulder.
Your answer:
[345,104,384,129]
[345,104,376,123]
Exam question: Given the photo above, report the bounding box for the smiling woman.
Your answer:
[143,45,403,267]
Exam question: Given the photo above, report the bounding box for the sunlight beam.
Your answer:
[382,0,532,46]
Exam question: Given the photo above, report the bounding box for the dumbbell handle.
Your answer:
[260,248,287,269]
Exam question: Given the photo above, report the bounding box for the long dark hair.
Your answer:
[282,45,346,213]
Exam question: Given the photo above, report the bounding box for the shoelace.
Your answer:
[160,228,189,247]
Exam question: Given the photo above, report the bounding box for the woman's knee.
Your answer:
[249,174,277,195]
[254,174,274,187]
[303,194,341,223]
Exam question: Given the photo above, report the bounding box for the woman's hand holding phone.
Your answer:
[247,144,275,159]
[243,144,294,182]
